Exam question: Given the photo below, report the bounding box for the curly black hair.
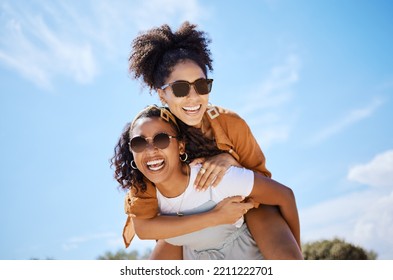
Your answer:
[129,21,213,93]
[111,106,222,193]
[176,117,223,161]
[111,106,176,193]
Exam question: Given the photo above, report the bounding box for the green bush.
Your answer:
[302,238,377,260]
[97,248,151,260]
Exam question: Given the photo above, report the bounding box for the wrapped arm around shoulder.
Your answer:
[133,196,254,240]
[134,213,218,240]
[248,173,301,246]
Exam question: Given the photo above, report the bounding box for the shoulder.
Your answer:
[210,105,248,126]
[215,166,254,196]
[214,106,243,119]
[210,106,249,135]
[225,166,254,179]
[219,166,254,187]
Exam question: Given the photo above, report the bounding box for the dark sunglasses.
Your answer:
[129,132,178,153]
[160,78,213,97]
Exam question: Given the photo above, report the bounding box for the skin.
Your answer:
[142,194,254,259]
[246,205,302,259]
[131,117,188,196]
[158,60,209,128]
[131,117,301,259]
[158,59,238,190]
[154,59,303,260]
[131,117,254,252]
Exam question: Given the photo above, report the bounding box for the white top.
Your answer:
[156,164,254,227]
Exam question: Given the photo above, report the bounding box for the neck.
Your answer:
[196,115,213,139]
[156,164,190,198]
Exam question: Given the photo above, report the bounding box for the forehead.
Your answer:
[167,60,205,81]
[131,117,177,137]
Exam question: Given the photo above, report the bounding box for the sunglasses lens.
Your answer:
[130,133,174,153]
[130,137,147,153]
[194,79,212,95]
[171,82,190,97]
[168,79,213,97]
[154,133,171,149]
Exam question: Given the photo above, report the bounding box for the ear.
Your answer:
[178,139,186,155]
[157,89,167,105]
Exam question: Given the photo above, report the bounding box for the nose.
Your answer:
[187,84,199,98]
[144,139,158,152]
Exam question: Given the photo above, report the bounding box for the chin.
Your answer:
[187,119,203,127]
[180,114,203,126]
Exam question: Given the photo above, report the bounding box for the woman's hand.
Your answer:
[211,196,254,225]
[191,153,242,191]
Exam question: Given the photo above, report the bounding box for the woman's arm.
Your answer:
[248,173,301,247]
[193,152,242,191]
[133,196,254,240]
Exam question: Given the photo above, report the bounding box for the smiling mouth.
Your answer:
[182,104,201,113]
[146,159,165,171]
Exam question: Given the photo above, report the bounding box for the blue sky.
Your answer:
[0,0,392,260]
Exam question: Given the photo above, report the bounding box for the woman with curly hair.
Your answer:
[123,21,303,259]
[112,105,300,259]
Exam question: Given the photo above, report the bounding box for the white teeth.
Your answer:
[146,159,164,171]
[149,165,164,171]
[183,105,201,111]
[147,159,164,166]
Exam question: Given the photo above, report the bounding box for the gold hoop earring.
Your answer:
[130,160,138,170]
[180,153,188,162]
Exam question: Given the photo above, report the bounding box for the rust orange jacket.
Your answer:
[122,106,271,248]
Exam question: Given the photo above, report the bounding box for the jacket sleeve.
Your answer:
[122,181,159,248]
[126,182,159,218]
[219,111,271,178]
[229,117,272,178]
[212,110,271,209]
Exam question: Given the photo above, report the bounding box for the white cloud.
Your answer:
[301,149,393,259]
[0,2,98,89]
[62,232,117,251]
[126,236,156,253]
[240,54,300,115]
[310,98,383,144]
[0,0,208,90]
[353,191,393,257]
[348,149,393,189]
[239,54,301,148]
[61,230,156,254]
[376,77,393,91]
[131,0,208,31]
